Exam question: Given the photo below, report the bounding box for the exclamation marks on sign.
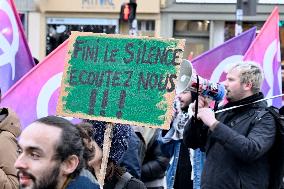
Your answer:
[116,90,126,119]
[88,89,97,115]
[88,89,126,118]
[100,90,109,116]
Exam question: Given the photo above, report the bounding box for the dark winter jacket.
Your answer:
[141,129,170,182]
[66,169,100,189]
[119,129,144,179]
[104,171,146,189]
[183,93,276,189]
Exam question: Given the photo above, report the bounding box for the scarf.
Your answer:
[171,100,193,140]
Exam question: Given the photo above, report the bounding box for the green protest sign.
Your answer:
[57,32,185,129]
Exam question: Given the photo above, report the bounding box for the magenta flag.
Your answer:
[244,7,282,107]
[192,27,256,83]
[1,40,68,129]
[0,0,35,93]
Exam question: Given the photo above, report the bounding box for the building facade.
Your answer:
[15,0,284,95]
[160,0,284,59]
[16,0,284,60]
[15,0,160,60]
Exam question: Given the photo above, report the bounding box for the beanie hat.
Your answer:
[86,120,132,164]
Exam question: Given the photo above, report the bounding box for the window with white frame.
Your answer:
[137,20,155,36]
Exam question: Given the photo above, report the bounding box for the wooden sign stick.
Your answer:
[98,122,114,188]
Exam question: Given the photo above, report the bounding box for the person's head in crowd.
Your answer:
[76,122,102,177]
[177,91,197,111]
[14,116,85,189]
[81,120,132,181]
[224,61,264,102]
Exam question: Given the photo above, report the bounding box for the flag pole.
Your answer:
[235,0,243,36]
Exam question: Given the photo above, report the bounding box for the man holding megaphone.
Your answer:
[183,61,276,189]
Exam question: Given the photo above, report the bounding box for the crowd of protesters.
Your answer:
[0,61,283,189]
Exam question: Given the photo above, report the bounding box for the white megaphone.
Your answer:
[176,60,226,101]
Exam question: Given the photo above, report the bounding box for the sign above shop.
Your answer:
[36,0,160,13]
[81,0,114,9]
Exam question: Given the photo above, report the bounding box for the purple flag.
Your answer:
[244,7,282,107]
[0,0,35,94]
[1,40,68,129]
[192,27,256,83]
